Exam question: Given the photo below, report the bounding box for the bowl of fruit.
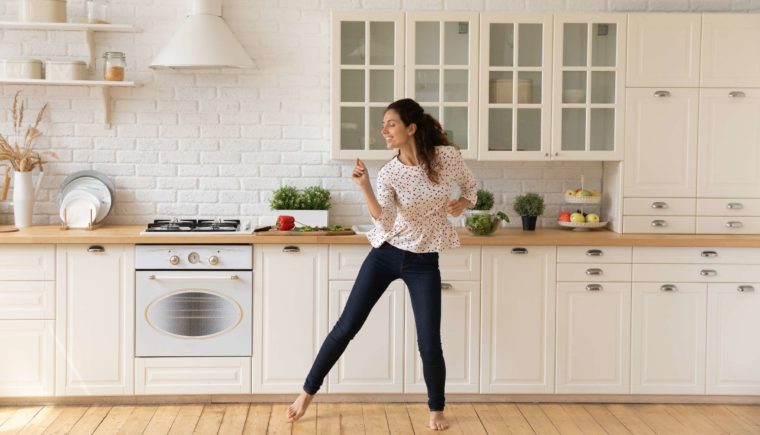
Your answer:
[564,188,601,204]
[464,211,509,236]
[557,210,607,231]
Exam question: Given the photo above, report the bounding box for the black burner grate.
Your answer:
[145,219,241,232]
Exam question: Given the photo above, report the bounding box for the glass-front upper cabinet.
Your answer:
[406,12,479,160]
[478,14,552,161]
[552,14,626,160]
[332,12,404,160]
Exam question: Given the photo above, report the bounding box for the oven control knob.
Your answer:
[188,252,200,264]
[208,255,220,266]
[169,255,180,265]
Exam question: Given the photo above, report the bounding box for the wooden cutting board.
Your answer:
[255,230,355,236]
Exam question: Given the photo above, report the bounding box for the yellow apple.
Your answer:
[576,189,593,197]
[564,189,576,196]
[586,213,600,223]
[570,212,586,223]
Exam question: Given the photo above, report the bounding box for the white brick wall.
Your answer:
[0,1,757,227]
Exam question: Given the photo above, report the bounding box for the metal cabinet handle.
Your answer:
[441,283,453,290]
[726,221,743,229]
[701,250,718,258]
[148,274,239,281]
[585,268,603,276]
[586,284,603,291]
[729,91,746,98]
[726,202,743,210]
[738,285,755,293]
[586,249,603,257]
[654,90,671,98]
[87,245,105,253]
[511,247,528,255]
[651,201,668,209]
[651,220,668,227]
[660,284,677,292]
[700,269,717,277]
[282,246,301,253]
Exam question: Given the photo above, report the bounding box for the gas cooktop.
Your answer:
[140,218,254,235]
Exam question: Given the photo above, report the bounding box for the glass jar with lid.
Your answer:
[85,0,110,24]
[103,52,126,81]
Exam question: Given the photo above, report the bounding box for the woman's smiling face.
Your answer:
[381,109,415,150]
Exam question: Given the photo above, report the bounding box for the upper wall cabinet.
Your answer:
[552,14,626,161]
[478,14,552,161]
[406,12,479,160]
[701,14,760,87]
[331,12,404,160]
[626,13,701,87]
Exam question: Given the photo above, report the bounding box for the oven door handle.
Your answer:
[147,274,240,281]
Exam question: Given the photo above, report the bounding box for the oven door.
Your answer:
[135,271,252,357]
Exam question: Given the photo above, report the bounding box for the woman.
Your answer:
[287,98,477,431]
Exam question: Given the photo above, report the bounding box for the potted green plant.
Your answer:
[513,192,545,231]
[269,185,331,227]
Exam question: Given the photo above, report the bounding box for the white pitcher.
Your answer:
[13,170,44,228]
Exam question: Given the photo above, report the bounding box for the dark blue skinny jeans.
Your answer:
[303,242,446,411]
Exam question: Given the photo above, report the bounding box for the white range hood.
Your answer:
[150,0,254,69]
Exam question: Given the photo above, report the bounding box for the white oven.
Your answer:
[135,245,252,357]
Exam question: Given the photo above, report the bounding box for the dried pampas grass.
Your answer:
[0,91,56,172]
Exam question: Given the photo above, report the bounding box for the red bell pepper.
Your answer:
[276,215,295,231]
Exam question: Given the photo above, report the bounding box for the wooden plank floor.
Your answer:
[0,403,759,434]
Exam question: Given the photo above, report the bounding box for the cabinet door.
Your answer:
[406,12,479,159]
[626,13,701,87]
[331,12,403,160]
[56,244,134,396]
[707,282,760,394]
[0,320,54,396]
[478,13,552,161]
[253,245,328,393]
[697,89,760,198]
[701,14,760,87]
[0,245,55,281]
[631,283,706,394]
[405,280,480,393]
[552,14,626,161]
[624,88,698,197]
[481,246,556,393]
[556,282,631,394]
[327,281,404,393]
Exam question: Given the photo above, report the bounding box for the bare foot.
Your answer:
[428,411,449,431]
[286,391,314,422]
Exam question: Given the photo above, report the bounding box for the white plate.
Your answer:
[60,190,101,228]
[564,194,601,204]
[558,221,608,231]
[61,177,111,223]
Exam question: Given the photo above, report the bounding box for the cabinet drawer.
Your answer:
[557,264,631,282]
[329,245,371,280]
[0,245,55,280]
[634,247,760,264]
[633,264,760,283]
[697,198,760,216]
[0,281,54,319]
[696,217,760,234]
[624,198,695,216]
[557,246,632,263]
[135,357,251,395]
[623,216,695,234]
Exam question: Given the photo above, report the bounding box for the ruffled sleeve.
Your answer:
[371,166,397,232]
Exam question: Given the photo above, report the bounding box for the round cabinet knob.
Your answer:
[208,255,220,266]
[188,252,200,264]
[169,255,180,265]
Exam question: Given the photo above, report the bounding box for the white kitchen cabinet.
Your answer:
[478,13,552,161]
[331,11,404,160]
[0,245,55,281]
[626,13,701,87]
[253,244,328,393]
[405,280,480,393]
[631,283,706,394]
[135,357,251,395]
[55,244,134,396]
[556,282,631,394]
[700,14,760,88]
[552,14,626,161]
[407,12,479,159]
[481,246,556,393]
[0,320,54,396]
[327,280,404,393]
[697,88,760,199]
[707,282,760,395]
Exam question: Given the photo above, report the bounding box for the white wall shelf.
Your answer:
[0,79,138,128]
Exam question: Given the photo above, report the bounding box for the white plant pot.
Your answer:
[13,171,42,228]
[272,210,329,227]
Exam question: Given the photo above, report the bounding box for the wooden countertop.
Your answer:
[2,225,760,247]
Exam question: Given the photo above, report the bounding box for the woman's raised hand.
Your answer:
[446,197,470,217]
[352,158,370,189]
